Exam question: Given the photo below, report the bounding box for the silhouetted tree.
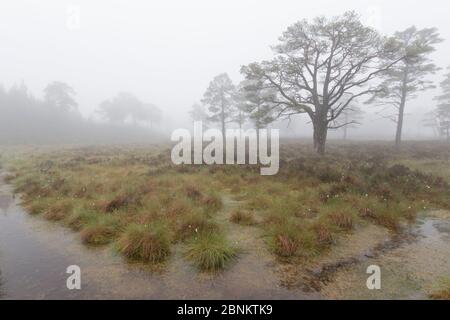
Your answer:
[369,26,442,148]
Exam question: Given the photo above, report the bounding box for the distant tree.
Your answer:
[331,101,364,140]
[237,79,277,133]
[241,11,401,155]
[368,26,443,148]
[201,73,236,141]
[97,100,127,124]
[44,81,78,111]
[189,103,208,123]
[433,67,450,141]
[97,92,136,124]
[97,92,161,126]
[141,103,162,128]
[233,104,247,130]
[422,111,440,138]
[97,92,161,128]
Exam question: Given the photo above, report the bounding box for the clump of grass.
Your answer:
[274,234,298,257]
[312,222,334,246]
[43,199,73,221]
[230,209,256,226]
[201,193,222,213]
[185,185,202,200]
[429,277,450,300]
[117,222,171,263]
[266,219,322,259]
[356,198,403,231]
[328,211,354,231]
[23,197,49,215]
[267,222,301,258]
[176,213,218,241]
[185,232,237,272]
[65,207,98,231]
[81,225,116,245]
[101,193,140,213]
[80,215,121,245]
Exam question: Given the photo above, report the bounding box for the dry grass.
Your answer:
[230,209,256,226]
[429,277,450,300]
[117,222,171,263]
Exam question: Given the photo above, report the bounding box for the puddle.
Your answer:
[318,216,450,299]
[0,173,312,299]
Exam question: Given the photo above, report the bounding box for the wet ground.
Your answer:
[0,172,311,299]
[0,171,449,300]
[318,214,450,299]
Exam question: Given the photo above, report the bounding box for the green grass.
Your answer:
[185,232,237,272]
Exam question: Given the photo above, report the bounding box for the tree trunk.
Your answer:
[395,69,409,149]
[343,112,348,140]
[313,118,328,155]
[221,100,226,163]
[395,99,406,148]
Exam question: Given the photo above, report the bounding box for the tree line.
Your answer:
[0,82,162,144]
[193,11,450,154]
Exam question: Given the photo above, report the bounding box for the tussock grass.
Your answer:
[117,222,171,263]
[80,215,122,245]
[43,199,74,221]
[185,232,237,272]
[312,222,334,245]
[176,212,219,241]
[327,211,354,231]
[429,277,450,300]
[230,209,256,226]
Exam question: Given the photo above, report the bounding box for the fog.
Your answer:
[1,0,450,142]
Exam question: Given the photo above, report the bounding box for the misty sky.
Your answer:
[1,0,449,139]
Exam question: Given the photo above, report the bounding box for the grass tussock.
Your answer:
[43,199,73,221]
[328,211,354,231]
[429,277,450,300]
[176,213,219,241]
[117,222,171,264]
[230,209,256,226]
[80,215,121,245]
[185,232,237,272]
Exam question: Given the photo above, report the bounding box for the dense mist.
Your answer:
[1,0,450,144]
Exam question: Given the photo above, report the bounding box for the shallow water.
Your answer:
[319,214,450,299]
[0,173,312,300]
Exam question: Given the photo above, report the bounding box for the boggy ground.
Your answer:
[0,140,449,299]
